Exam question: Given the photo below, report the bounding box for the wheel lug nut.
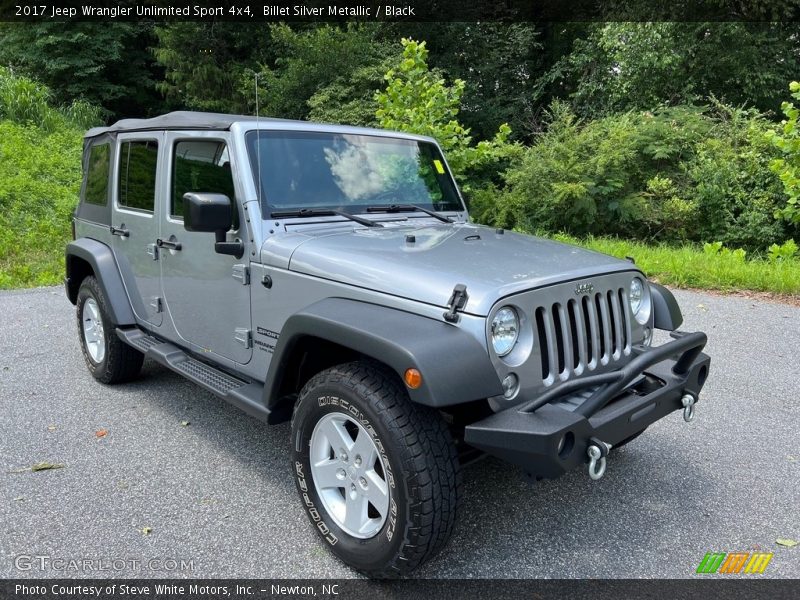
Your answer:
[354,455,362,467]
[336,468,346,480]
[359,477,367,489]
[340,452,348,462]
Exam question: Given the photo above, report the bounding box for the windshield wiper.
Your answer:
[270,208,382,228]
[365,204,454,223]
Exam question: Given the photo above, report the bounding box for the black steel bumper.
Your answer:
[464,331,710,480]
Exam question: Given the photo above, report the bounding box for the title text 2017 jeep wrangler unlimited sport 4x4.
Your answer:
[66,112,710,577]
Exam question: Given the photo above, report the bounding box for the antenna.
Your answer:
[254,72,263,208]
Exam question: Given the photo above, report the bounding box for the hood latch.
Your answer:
[443,284,469,323]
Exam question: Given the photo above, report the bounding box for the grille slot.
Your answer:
[535,286,631,385]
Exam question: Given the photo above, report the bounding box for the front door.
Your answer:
[159,131,252,365]
[110,133,164,327]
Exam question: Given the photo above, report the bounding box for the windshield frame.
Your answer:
[243,128,466,218]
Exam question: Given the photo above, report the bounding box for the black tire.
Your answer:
[614,428,647,450]
[76,276,144,384]
[290,361,461,578]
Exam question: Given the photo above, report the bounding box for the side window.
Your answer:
[172,140,235,220]
[84,143,110,206]
[118,140,158,212]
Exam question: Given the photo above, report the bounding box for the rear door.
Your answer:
[110,133,165,327]
[158,131,252,365]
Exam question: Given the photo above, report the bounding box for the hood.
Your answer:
[263,220,636,316]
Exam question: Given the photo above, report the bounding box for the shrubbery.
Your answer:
[375,39,520,192]
[473,101,799,251]
[1,50,799,294]
[0,67,93,288]
[767,81,800,226]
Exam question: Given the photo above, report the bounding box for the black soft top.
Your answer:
[84,111,293,138]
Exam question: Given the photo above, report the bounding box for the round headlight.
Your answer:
[629,277,651,324]
[629,278,643,315]
[491,307,519,357]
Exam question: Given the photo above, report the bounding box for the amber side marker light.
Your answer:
[404,368,422,389]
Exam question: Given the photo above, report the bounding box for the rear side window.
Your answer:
[118,140,158,212]
[84,143,110,206]
[172,140,235,218]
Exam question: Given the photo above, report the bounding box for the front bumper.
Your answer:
[464,331,710,480]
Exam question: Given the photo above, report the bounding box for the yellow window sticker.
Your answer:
[433,159,445,175]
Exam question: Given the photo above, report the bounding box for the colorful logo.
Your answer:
[696,552,773,574]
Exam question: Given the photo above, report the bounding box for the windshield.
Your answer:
[245,131,464,215]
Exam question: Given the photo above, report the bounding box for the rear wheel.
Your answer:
[76,276,143,384]
[290,361,460,578]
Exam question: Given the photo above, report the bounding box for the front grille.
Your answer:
[534,287,632,385]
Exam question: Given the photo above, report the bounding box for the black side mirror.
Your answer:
[183,192,243,258]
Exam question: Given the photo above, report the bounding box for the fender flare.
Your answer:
[650,282,683,331]
[264,298,503,408]
[65,238,136,326]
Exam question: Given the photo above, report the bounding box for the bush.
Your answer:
[767,81,800,225]
[485,101,796,250]
[767,239,798,263]
[0,68,94,288]
[0,66,103,132]
[375,38,520,192]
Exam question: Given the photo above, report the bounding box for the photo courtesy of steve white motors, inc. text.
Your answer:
[13,583,340,597]
[12,3,417,18]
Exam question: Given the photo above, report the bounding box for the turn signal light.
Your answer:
[404,368,422,389]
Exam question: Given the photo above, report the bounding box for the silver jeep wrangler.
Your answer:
[66,112,710,577]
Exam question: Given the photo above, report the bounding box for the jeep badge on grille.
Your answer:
[575,283,594,295]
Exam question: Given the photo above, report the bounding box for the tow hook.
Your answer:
[681,393,696,422]
[587,438,611,481]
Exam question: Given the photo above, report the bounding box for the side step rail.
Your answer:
[116,328,271,423]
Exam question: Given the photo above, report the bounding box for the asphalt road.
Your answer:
[1,286,798,579]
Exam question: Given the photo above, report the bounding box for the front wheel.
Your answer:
[290,361,460,578]
[76,276,143,384]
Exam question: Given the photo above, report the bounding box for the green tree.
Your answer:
[306,59,391,126]
[390,23,545,141]
[542,22,800,117]
[767,81,800,225]
[154,22,271,113]
[375,38,518,190]
[248,24,393,121]
[0,22,163,119]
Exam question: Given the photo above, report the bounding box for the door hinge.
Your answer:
[149,296,163,313]
[234,328,252,348]
[443,283,468,323]
[146,243,159,261]
[232,264,250,285]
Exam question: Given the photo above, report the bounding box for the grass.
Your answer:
[0,121,81,290]
[549,233,800,297]
[4,229,798,297]
[0,67,97,291]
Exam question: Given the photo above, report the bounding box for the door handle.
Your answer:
[110,225,129,237]
[156,238,182,251]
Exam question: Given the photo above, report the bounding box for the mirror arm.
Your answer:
[214,229,244,259]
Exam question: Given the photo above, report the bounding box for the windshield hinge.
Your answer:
[232,264,250,285]
[443,284,469,323]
